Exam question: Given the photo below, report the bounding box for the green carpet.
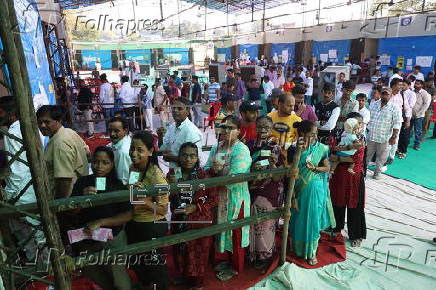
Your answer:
[380,125,436,190]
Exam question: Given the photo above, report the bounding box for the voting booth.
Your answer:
[318,66,351,89]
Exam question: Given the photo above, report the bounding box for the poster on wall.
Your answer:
[328,49,337,59]
[320,54,328,62]
[380,55,390,66]
[396,56,405,69]
[415,56,433,67]
[282,50,289,64]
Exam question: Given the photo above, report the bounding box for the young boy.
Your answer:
[240,100,262,143]
[315,83,340,144]
[356,93,370,134]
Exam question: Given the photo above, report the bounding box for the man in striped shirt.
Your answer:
[207,76,221,103]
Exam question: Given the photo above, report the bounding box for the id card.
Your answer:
[174,167,182,179]
[256,159,269,167]
[260,150,271,157]
[95,177,106,191]
[129,171,140,184]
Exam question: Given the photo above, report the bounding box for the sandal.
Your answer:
[398,153,406,159]
[216,269,238,281]
[351,239,362,247]
[214,261,231,272]
[308,257,318,266]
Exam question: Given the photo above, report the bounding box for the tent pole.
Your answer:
[0,0,71,288]
[280,142,303,265]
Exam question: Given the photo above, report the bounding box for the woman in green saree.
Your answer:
[287,120,336,265]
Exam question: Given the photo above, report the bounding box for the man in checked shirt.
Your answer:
[367,87,402,180]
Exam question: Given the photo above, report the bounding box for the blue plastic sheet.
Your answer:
[216,47,232,62]
[125,49,151,64]
[12,0,55,106]
[378,35,436,76]
[270,43,296,65]
[239,44,259,60]
[81,50,112,70]
[0,38,11,88]
[162,48,189,65]
[312,40,351,64]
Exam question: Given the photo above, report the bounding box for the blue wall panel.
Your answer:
[378,36,436,76]
[162,48,189,65]
[81,50,112,70]
[12,0,55,107]
[239,44,259,60]
[216,47,232,62]
[125,49,151,64]
[312,40,351,64]
[270,43,296,65]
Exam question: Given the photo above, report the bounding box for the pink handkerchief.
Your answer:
[67,228,113,244]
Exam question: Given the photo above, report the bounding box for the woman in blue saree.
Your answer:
[287,120,336,265]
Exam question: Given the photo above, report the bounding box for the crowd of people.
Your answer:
[0,59,435,290]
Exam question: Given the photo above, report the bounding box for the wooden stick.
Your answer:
[0,0,70,288]
[74,209,283,269]
[280,140,303,265]
[0,167,289,217]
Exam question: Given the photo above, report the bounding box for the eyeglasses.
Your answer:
[220,125,238,131]
[180,153,197,160]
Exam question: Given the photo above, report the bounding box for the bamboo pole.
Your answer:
[280,141,303,265]
[74,209,283,269]
[0,168,289,217]
[0,0,70,288]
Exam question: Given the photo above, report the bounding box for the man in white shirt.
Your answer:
[119,75,138,130]
[160,98,203,168]
[335,72,346,101]
[388,67,403,86]
[263,76,275,112]
[397,79,418,158]
[107,117,132,185]
[356,93,370,134]
[0,96,46,264]
[154,79,169,128]
[304,71,314,105]
[386,78,411,164]
[99,74,114,127]
[410,80,431,150]
[410,65,425,81]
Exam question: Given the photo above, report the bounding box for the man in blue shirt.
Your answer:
[173,71,182,87]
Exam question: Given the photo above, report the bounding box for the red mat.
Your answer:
[286,232,346,269]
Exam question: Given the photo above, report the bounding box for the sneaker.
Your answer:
[413,146,421,151]
[380,166,388,173]
[373,172,381,180]
[368,161,376,167]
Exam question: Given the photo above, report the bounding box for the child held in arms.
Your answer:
[330,118,362,174]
